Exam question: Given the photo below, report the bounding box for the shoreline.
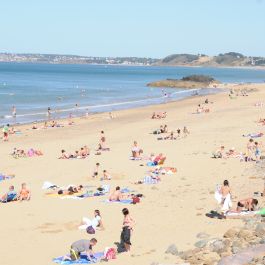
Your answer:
[0,87,220,128]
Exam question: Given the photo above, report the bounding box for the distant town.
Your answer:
[0,52,265,68]
[0,53,159,66]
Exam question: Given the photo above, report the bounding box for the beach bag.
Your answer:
[132,196,140,204]
[104,248,116,260]
[86,226,95,234]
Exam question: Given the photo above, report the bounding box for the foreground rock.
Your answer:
[165,215,265,265]
[147,75,220,89]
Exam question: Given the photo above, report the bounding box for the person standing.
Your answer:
[12,106,16,119]
[118,208,135,252]
[2,124,9,141]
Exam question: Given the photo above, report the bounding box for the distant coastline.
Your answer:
[1,52,265,68]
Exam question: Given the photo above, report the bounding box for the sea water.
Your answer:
[0,62,264,126]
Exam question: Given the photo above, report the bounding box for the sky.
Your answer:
[0,0,265,58]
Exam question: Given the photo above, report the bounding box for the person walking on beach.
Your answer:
[118,208,135,253]
[47,107,51,120]
[2,124,9,141]
[12,106,16,119]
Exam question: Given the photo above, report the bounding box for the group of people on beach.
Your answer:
[1,183,31,203]
[214,179,259,215]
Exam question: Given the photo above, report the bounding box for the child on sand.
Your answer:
[102,170,112,181]
[19,183,31,201]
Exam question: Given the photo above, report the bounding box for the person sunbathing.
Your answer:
[226,148,241,158]
[151,112,167,119]
[59,150,72,159]
[109,186,128,201]
[243,132,264,138]
[1,185,17,202]
[164,131,176,140]
[57,185,84,195]
[79,210,104,231]
[236,198,258,212]
[131,141,143,159]
[19,183,31,201]
[12,148,27,158]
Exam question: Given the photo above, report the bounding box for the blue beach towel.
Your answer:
[104,199,133,204]
[53,252,104,264]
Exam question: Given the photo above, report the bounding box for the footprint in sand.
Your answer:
[41,229,63,234]
[37,221,78,233]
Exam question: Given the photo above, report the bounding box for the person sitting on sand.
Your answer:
[109,186,127,201]
[236,198,259,212]
[19,183,31,201]
[102,170,112,181]
[212,146,226,159]
[63,238,97,261]
[153,153,166,165]
[163,125,168,133]
[92,163,100,178]
[1,185,17,202]
[83,146,90,156]
[96,131,109,151]
[246,138,255,161]
[131,141,143,159]
[79,210,104,231]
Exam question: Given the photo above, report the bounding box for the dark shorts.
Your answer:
[3,132,8,137]
[70,249,80,260]
[121,226,131,245]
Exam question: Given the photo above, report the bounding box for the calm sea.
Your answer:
[0,63,265,126]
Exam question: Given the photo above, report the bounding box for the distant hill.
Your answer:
[155,52,265,67]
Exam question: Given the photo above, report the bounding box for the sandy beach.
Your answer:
[1,83,265,265]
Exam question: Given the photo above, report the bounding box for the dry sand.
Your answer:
[1,83,265,265]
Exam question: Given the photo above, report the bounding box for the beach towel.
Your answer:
[104,199,133,204]
[243,133,263,138]
[0,174,14,182]
[225,210,258,218]
[42,181,59,190]
[53,252,104,264]
[142,176,159,184]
